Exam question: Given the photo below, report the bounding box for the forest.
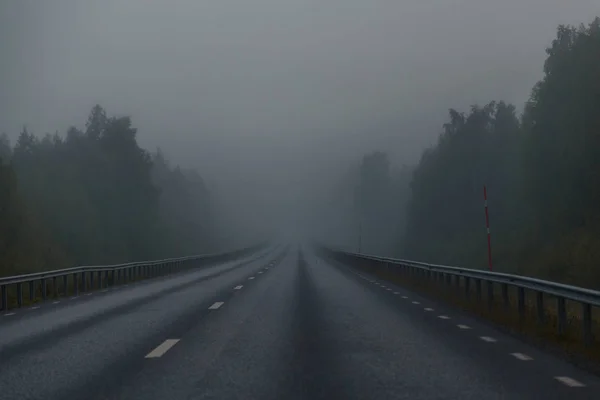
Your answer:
[0,105,215,276]
[342,17,600,287]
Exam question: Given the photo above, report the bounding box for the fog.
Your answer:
[1,0,598,244]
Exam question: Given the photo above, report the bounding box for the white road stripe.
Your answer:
[145,339,180,358]
[412,301,420,305]
[29,306,40,310]
[53,301,61,304]
[555,377,585,387]
[511,353,532,361]
[85,293,93,296]
[234,285,243,290]
[70,297,78,300]
[424,308,434,311]
[258,271,263,274]
[457,324,471,329]
[438,315,450,319]
[248,277,255,280]
[402,296,408,299]
[480,336,497,343]
[101,289,108,293]
[386,288,392,291]
[208,302,224,310]
[394,292,400,295]
[3,313,15,316]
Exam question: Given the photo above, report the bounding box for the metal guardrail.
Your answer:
[0,244,265,311]
[320,246,600,346]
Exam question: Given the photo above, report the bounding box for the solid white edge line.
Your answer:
[554,377,585,387]
[457,324,471,329]
[234,285,243,290]
[511,353,533,361]
[145,339,180,358]
[480,336,497,343]
[208,301,225,310]
[3,313,15,316]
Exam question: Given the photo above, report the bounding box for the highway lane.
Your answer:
[2,245,600,399]
[0,245,285,399]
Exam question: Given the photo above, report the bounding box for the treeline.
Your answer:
[340,17,600,286]
[0,105,215,276]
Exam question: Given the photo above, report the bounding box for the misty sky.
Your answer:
[1,1,598,227]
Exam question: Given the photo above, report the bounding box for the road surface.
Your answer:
[1,245,598,399]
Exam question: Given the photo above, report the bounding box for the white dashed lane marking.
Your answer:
[234,285,243,290]
[412,301,420,305]
[85,293,93,296]
[480,336,497,343]
[394,292,400,295]
[29,306,40,310]
[386,288,392,291]
[53,301,60,304]
[438,315,450,320]
[555,377,585,387]
[511,353,532,361]
[145,339,180,359]
[248,277,255,280]
[258,271,263,274]
[402,296,408,299]
[424,308,434,311]
[457,324,471,329]
[3,313,15,317]
[208,302,224,310]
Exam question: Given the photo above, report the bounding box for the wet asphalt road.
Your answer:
[1,245,599,399]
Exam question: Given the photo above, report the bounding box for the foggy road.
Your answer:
[1,247,598,400]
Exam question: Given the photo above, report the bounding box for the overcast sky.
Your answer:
[1,0,598,227]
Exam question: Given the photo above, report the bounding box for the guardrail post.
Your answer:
[29,281,35,302]
[53,277,57,298]
[487,281,494,309]
[98,271,103,288]
[90,271,94,290]
[17,283,23,307]
[465,277,470,299]
[1,285,7,310]
[582,303,593,346]
[557,297,567,336]
[81,271,87,292]
[517,287,525,320]
[63,275,68,296]
[73,273,79,296]
[42,279,47,301]
[536,292,544,324]
[476,279,482,301]
[502,284,509,309]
